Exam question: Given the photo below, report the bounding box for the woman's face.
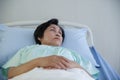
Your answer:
[38,24,63,46]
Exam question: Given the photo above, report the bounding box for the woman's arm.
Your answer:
[8,58,39,79]
[8,55,70,79]
[8,55,91,79]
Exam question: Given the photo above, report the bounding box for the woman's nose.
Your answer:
[55,32,60,37]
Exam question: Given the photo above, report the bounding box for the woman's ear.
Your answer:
[38,37,41,41]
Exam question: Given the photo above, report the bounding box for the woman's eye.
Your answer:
[59,32,62,35]
[50,29,55,31]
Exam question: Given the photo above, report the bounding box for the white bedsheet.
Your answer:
[9,68,95,80]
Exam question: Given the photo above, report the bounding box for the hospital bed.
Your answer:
[0,20,120,80]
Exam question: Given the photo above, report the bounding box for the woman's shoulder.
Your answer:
[60,47,76,53]
[22,44,58,50]
[18,44,40,51]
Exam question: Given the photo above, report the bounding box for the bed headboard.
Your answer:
[4,20,94,47]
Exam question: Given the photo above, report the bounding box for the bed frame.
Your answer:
[2,20,120,80]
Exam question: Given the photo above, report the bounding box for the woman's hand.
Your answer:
[37,55,70,69]
[65,60,82,69]
[37,55,82,69]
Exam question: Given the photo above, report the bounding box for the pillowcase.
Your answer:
[0,24,99,67]
[62,27,99,67]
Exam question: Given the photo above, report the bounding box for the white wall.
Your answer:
[0,0,120,74]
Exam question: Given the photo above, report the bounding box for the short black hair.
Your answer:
[34,18,65,44]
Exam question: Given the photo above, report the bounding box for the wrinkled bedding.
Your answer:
[9,68,94,80]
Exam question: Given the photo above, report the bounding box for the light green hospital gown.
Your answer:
[2,44,99,79]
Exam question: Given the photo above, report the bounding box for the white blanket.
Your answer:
[9,68,95,80]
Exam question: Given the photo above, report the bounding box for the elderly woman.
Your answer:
[2,19,99,79]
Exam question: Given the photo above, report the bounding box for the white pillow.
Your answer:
[0,24,99,67]
[62,28,99,67]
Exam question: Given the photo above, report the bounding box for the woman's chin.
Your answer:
[51,43,61,46]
